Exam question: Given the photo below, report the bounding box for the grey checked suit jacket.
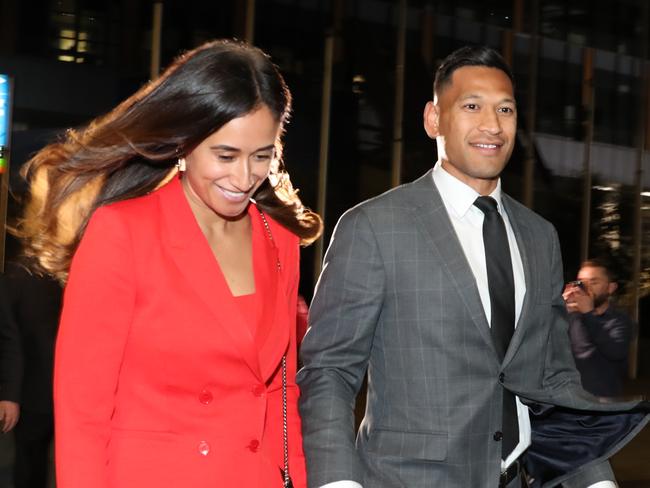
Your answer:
[297,170,649,488]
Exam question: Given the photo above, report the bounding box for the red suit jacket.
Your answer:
[54,176,307,487]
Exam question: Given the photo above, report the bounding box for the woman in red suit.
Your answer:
[16,40,321,488]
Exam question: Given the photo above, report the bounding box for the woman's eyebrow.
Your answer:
[209,144,275,151]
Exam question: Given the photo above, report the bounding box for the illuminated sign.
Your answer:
[0,75,9,173]
[0,75,8,148]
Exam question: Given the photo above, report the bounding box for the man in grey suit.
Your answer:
[297,46,648,488]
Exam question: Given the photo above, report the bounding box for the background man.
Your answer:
[298,46,648,488]
[0,263,62,488]
[564,259,633,397]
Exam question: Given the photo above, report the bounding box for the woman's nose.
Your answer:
[231,160,253,189]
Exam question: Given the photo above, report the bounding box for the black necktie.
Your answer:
[474,196,519,460]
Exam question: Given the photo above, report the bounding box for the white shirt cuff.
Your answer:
[319,482,363,488]
[319,478,615,488]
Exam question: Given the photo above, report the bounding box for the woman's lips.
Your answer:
[216,185,249,202]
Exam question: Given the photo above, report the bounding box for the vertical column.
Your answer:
[313,33,336,283]
[628,1,649,379]
[150,1,163,79]
[523,0,539,208]
[580,47,595,262]
[244,0,256,44]
[313,0,345,280]
[390,0,407,188]
[501,0,523,66]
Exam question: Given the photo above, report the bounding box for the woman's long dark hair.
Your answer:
[15,39,322,282]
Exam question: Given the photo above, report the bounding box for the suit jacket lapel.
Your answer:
[409,170,500,362]
[500,194,535,367]
[157,177,263,381]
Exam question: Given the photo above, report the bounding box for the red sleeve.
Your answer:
[54,206,136,488]
[296,294,309,345]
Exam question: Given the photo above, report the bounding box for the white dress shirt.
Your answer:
[433,161,530,468]
[319,162,615,488]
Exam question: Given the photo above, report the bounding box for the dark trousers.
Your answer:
[13,409,53,488]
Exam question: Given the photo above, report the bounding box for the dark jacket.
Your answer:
[0,263,62,412]
[569,306,633,397]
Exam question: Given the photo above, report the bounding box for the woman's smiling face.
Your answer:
[182,105,280,220]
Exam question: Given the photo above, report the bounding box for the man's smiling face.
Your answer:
[425,65,517,195]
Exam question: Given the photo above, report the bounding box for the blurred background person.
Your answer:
[0,272,21,439]
[14,39,321,488]
[0,261,62,488]
[563,259,633,397]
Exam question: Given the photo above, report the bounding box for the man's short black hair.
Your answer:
[581,258,615,283]
[433,45,514,97]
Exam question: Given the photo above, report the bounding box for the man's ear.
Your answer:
[423,101,439,139]
[608,281,618,295]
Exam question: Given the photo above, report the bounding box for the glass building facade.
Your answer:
[1,0,650,369]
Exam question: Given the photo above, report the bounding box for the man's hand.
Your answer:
[563,284,595,314]
[0,400,20,433]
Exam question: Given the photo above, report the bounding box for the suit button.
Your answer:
[493,431,503,441]
[198,440,211,456]
[248,439,260,452]
[252,384,265,397]
[499,373,505,383]
[199,389,213,405]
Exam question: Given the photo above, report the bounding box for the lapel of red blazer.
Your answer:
[156,176,264,381]
[249,208,291,382]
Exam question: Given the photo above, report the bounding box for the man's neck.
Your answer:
[439,160,499,196]
[593,301,610,316]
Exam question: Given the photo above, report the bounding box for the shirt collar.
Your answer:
[432,161,503,218]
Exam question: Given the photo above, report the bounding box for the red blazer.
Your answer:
[54,176,306,487]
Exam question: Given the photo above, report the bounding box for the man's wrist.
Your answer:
[586,481,617,488]
[319,481,363,488]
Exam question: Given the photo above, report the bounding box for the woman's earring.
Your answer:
[176,157,186,172]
